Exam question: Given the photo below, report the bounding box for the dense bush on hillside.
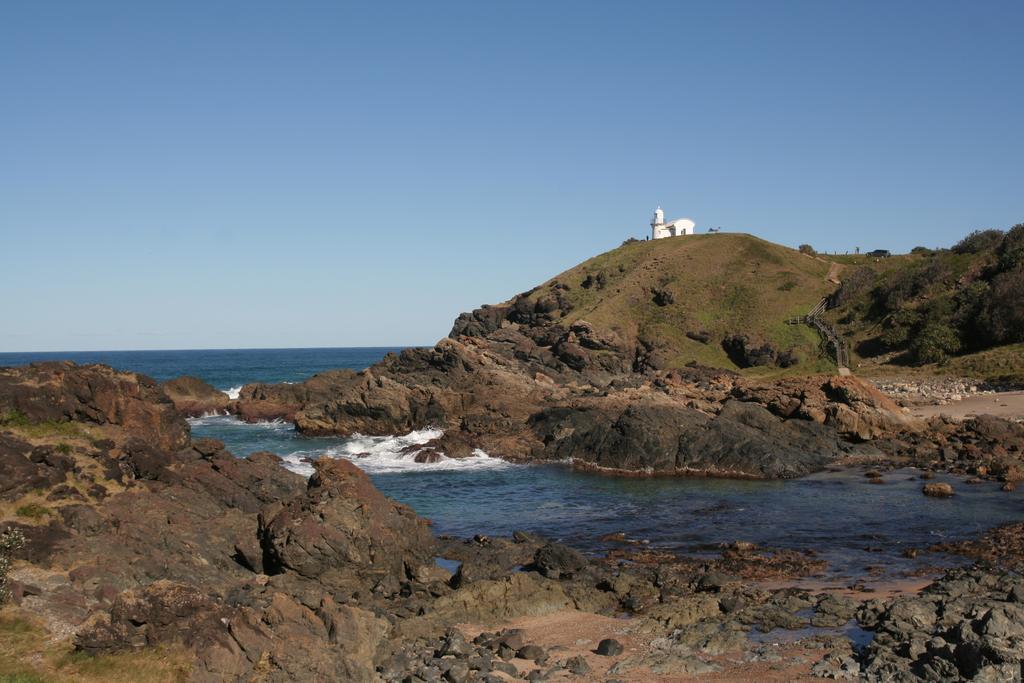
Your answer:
[835,223,1024,364]
[952,229,1004,255]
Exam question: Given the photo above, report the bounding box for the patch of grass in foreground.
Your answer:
[0,613,192,683]
[0,674,48,683]
[860,343,1024,384]
[0,411,84,440]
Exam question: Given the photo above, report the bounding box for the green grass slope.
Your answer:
[514,233,838,374]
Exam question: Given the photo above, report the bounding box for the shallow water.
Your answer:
[191,414,1024,584]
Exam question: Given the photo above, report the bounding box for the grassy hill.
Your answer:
[459,225,1022,381]
[510,233,838,374]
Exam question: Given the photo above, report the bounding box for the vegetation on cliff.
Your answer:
[826,223,1024,379]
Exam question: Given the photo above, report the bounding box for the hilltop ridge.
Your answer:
[453,233,838,374]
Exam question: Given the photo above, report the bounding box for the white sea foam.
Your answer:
[187,414,292,431]
[223,385,243,400]
[281,428,511,476]
[184,416,512,476]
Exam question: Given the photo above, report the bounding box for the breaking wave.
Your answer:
[282,428,510,476]
[187,414,291,430]
[222,385,243,400]
[185,415,510,476]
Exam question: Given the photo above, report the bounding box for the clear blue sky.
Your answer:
[2,1,1022,352]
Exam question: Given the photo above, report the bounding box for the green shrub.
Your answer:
[952,229,1004,255]
[996,223,1024,273]
[981,265,1024,344]
[1,528,26,604]
[0,410,30,428]
[910,323,962,364]
[0,673,47,683]
[798,244,816,255]
[880,309,921,348]
[14,504,50,520]
[55,442,72,454]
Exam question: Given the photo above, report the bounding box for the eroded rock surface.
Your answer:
[160,375,230,417]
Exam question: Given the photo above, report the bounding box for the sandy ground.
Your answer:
[455,571,940,682]
[907,390,1024,421]
[459,609,835,682]
[754,576,934,601]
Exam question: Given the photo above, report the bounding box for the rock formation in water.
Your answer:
[160,375,230,417]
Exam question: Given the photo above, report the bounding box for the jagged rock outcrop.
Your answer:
[0,362,440,681]
[731,375,922,442]
[259,457,435,591]
[0,361,189,451]
[160,375,230,417]
[530,397,847,478]
[234,368,359,422]
[240,344,929,478]
[76,581,388,683]
[858,568,1024,682]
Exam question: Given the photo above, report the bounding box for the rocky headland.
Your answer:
[203,269,1024,484]
[150,235,1024,484]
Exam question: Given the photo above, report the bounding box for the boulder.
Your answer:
[0,434,66,501]
[531,543,587,579]
[77,582,386,683]
[160,376,230,417]
[530,398,843,478]
[923,482,955,498]
[259,457,435,590]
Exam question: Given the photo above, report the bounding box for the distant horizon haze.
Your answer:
[2,1,1022,352]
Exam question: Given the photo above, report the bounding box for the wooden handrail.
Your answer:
[786,297,849,370]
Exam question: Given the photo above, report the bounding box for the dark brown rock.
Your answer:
[0,362,189,451]
[259,457,435,590]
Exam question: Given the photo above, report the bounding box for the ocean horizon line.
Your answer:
[0,344,428,357]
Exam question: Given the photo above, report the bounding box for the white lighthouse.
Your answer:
[651,206,696,239]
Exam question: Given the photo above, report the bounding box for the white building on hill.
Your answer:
[650,206,696,239]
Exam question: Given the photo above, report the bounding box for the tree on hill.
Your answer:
[952,229,1004,255]
[979,265,1024,345]
[996,224,1024,272]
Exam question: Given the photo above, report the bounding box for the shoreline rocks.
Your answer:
[871,377,1022,407]
[2,361,1023,682]
[218,338,949,480]
[160,375,230,417]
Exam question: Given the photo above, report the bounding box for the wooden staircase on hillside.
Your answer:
[787,296,850,372]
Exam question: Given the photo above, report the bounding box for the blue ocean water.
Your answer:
[0,347,404,392]
[3,347,1022,583]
